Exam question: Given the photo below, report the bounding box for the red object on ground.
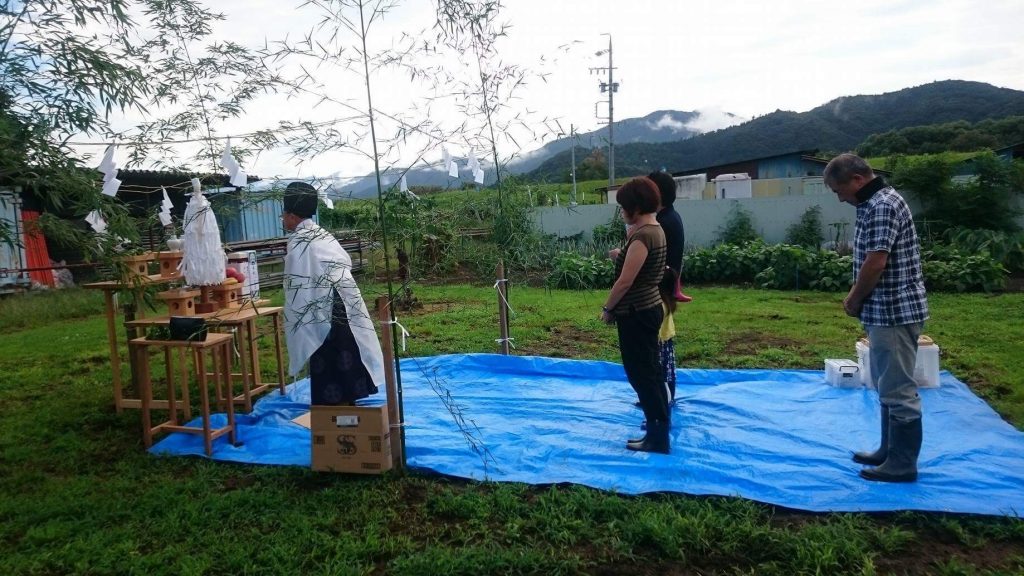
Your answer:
[20,210,54,287]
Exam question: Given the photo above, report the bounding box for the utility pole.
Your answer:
[591,34,617,189]
[570,124,578,206]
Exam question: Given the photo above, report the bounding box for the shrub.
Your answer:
[786,205,824,249]
[681,240,1003,292]
[716,202,759,245]
[941,227,1024,274]
[545,252,615,290]
[921,245,1007,292]
[592,211,625,245]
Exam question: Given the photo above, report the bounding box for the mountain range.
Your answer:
[527,80,1024,181]
[330,80,1024,197]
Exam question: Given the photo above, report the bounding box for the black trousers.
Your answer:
[309,291,379,405]
[616,305,669,423]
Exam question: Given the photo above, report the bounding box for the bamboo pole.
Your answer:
[376,296,405,470]
[496,259,510,355]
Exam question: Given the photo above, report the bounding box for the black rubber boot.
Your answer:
[853,405,890,466]
[627,419,669,454]
[860,418,922,483]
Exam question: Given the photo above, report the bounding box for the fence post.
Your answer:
[496,259,510,355]
[376,295,405,470]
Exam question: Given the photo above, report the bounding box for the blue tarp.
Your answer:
[152,353,1024,516]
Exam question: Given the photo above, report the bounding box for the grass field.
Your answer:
[1,285,1022,575]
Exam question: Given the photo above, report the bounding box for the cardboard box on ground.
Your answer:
[292,405,393,474]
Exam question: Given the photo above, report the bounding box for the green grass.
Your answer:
[1,285,1022,574]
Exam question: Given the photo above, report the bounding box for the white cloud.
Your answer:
[648,113,688,133]
[76,0,1024,178]
[684,108,747,134]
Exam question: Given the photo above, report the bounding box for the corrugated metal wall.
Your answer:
[0,190,29,287]
[214,191,285,243]
[241,193,285,242]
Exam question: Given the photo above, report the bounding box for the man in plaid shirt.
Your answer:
[824,153,929,483]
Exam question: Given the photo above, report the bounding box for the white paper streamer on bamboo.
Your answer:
[85,210,107,234]
[98,145,121,197]
[400,174,418,199]
[317,186,334,210]
[466,147,485,184]
[443,147,459,178]
[180,178,226,285]
[219,139,248,188]
[158,187,174,227]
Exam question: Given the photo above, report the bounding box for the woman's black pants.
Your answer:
[616,305,669,424]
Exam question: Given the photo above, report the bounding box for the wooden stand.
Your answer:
[194,285,220,314]
[157,251,183,279]
[125,306,286,413]
[117,252,157,280]
[211,284,241,309]
[129,333,236,456]
[83,274,179,413]
[156,288,200,317]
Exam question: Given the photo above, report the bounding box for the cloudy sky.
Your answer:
[98,0,1024,180]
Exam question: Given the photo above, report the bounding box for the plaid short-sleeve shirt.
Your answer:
[854,184,929,326]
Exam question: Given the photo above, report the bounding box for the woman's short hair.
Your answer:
[617,176,661,216]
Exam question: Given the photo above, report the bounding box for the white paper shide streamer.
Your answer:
[158,187,174,227]
[466,147,485,184]
[400,174,417,199]
[443,146,459,178]
[180,178,226,286]
[317,186,334,210]
[220,140,248,188]
[85,210,107,234]
[98,145,121,197]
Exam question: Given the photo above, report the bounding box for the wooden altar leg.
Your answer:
[272,312,286,395]
[103,290,123,413]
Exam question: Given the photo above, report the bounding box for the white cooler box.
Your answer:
[824,359,862,388]
[856,335,940,389]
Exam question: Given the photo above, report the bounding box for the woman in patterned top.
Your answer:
[601,177,670,454]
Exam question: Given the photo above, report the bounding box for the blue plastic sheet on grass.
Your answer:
[151,353,1024,516]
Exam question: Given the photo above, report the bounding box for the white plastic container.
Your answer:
[856,339,873,388]
[227,251,260,301]
[825,359,862,388]
[857,336,940,389]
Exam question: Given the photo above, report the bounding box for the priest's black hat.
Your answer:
[283,182,319,218]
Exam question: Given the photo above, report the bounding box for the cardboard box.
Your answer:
[305,405,392,474]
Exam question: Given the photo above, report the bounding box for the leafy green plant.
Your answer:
[786,205,824,249]
[545,252,614,290]
[921,245,1007,292]
[716,202,760,245]
[592,211,626,245]
[941,227,1024,274]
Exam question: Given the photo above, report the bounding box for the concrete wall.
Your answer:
[533,194,862,248]
[533,192,1024,248]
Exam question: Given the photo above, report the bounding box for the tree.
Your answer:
[576,148,609,182]
[894,151,1022,234]
[1,0,282,260]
